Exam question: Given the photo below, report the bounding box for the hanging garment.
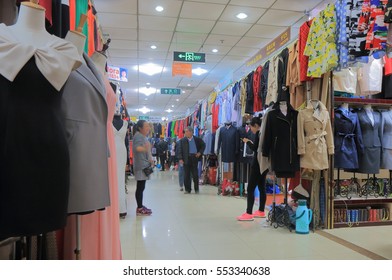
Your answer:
[333,67,359,94]
[299,20,313,82]
[297,101,334,170]
[0,24,81,238]
[0,0,18,25]
[266,56,279,105]
[257,109,273,174]
[245,71,255,114]
[334,107,364,169]
[357,56,383,95]
[260,60,270,107]
[381,110,392,169]
[357,109,382,174]
[347,0,369,58]
[262,104,300,178]
[240,78,247,116]
[218,125,239,162]
[61,53,110,214]
[253,65,263,112]
[231,82,242,126]
[277,48,290,102]
[114,120,128,215]
[335,0,349,70]
[364,0,388,51]
[304,3,338,78]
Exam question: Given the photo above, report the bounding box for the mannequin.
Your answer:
[64,14,87,58]
[0,0,81,238]
[91,52,107,72]
[341,103,349,109]
[364,104,374,126]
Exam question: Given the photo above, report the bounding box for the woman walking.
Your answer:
[237,117,268,221]
[133,120,154,216]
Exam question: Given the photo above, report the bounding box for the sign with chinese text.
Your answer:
[173,51,206,63]
[161,88,181,95]
[172,63,192,77]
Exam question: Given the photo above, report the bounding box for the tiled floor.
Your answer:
[120,170,392,260]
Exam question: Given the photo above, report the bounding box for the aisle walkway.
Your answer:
[119,170,392,260]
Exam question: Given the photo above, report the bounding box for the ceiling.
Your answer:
[93,0,327,120]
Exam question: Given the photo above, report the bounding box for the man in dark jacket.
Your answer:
[157,138,168,171]
[178,126,206,194]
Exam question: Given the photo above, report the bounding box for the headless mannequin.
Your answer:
[65,31,85,58]
[91,51,107,75]
[364,104,374,126]
[8,2,52,48]
[113,114,124,131]
[341,103,349,110]
[279,101,287,116]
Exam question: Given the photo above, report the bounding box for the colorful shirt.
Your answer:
[304,3,338,78]
[336,0,349,70]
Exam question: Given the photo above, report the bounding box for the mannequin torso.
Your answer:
[65,30,85,58]
[91,52,107,76]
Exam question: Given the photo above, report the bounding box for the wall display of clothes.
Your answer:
[0,1,123,260]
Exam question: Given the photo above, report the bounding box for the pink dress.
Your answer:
[62,74,122,260]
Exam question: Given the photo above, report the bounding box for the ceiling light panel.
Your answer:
[220,6,266,23]
[211,21,253,36]
[139,0,182,17]
[93,0,137,14]
[258,10,305,26]
[180,2,225,20]
[97,13,137,29]
[139,15,177,32]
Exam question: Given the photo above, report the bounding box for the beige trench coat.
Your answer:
[297,101,334,170]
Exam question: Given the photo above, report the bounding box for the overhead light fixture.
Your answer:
[137,106,152,114]
[150,45,157,49]
[187,83,191,87]
[171,105,175,108]
[212,49,218,53]
[155,5,164,12]
[192,67,208,76]
[146,82,151,86]
[166,109,173,113]
[144,98,148,101]
[182,91,185,94]
[236,13,248,19]
[134,63,164,76]
[176,99,179,101]
[138,87,157,96]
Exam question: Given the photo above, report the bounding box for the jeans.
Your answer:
[178,164,184,188]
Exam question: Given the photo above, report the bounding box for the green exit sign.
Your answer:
[173,51,205,63]
[139,116,150,120]
[161,88,181,95]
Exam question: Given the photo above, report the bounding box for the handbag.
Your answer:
[143,166,154,176]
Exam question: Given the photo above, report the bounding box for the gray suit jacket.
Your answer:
[382,111,392,149]
[61,53,110,214]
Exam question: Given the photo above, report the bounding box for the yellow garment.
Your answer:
[304,3,338,78]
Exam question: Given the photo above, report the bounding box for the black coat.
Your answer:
[177,136,206,165]
[245,71,254,114]
[260,61,270,107]
[334,108,364,170]
[218,124,240,162]
[262,104,300,178]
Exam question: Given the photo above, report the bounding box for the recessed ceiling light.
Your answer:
[134,63,164,76]
[182,91,185,93]
[138,87,157,96]
[145,98,148,101]
[192,67,208,76]
[212,49,218,53]
[137,106,152,114]
[176,99,179,101]
[187,84,191,87]
[236,13,248,19]
[166,109,173,113]
[155,5,164,12]
[150,45,157,49]
[171,105,175,108]
[146,82,151,86]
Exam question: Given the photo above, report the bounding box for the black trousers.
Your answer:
[246,165,268,214]
[159,155,166,170]
[135,180,146,208]
[184,155,199,193]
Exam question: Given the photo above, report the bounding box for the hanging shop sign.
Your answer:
[149,116,163,123]
[173,51,206,63]
[138,115,150,121]
[172,62,192,77]
[233,27,291,81]
[130,116,138,122]
[107,65,128,82]
[161,88,181,95]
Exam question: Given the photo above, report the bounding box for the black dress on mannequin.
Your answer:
[113,114,124,131]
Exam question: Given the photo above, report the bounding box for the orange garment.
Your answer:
[62,75,122,260]
[69,0,76,31]
[87,2,95,56]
